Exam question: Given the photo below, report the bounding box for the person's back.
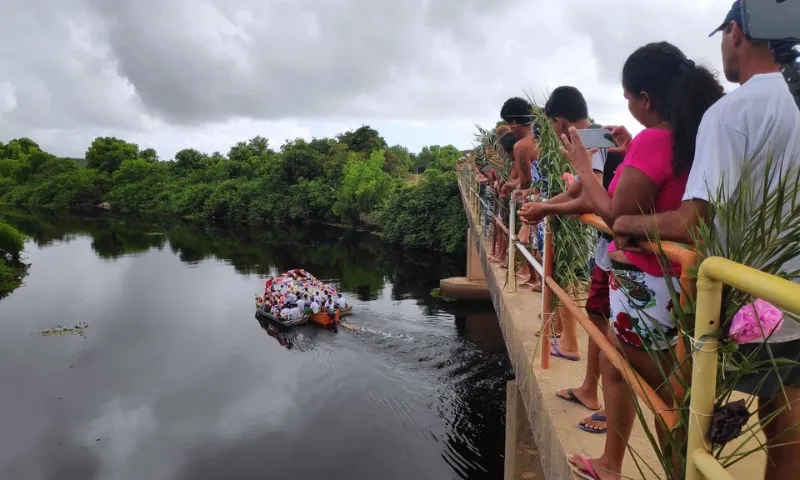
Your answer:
[311,300,320,314]
[686,72,800,342]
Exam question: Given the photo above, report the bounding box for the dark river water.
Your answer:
[0,210,512,480]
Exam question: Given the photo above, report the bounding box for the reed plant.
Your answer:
[621,157,800,479]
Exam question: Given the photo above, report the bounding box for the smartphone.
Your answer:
[741,0,800,43]
[576,129,616,149]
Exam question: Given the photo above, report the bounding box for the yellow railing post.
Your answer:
[685,264,723,480]
[507,198,517,293]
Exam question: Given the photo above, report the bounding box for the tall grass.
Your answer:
[624,157,800,479]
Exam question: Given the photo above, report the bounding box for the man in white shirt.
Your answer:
[279,305,290,320]
[297,296,306,313]
[290,304,301,320]
[613,3,800,477]
[310,299,320,314]
[337,294,347,309]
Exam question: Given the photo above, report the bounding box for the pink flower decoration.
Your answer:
[728,299,784,344]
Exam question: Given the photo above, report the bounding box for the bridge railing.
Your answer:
[458,166,686,429]
[459,163,800,479]
[686,259,800,480]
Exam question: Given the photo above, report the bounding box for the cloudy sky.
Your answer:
[0,0,735,159]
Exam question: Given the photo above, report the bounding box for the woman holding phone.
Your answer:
[563,42,724,479]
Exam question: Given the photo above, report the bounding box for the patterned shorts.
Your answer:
[609,260,679,351]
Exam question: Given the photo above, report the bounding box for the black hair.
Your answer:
[544,86,589,122]
[622,41,724,175]
[499,132,518,155]
[500,97,533,125]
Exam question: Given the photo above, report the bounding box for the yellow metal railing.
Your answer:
[686,257,800,480]
[459,160,800,479]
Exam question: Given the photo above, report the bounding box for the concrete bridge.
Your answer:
[442,172,771,480]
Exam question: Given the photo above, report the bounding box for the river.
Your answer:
[0,211,512,480]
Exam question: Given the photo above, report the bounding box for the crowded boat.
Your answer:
[255,269,352,326]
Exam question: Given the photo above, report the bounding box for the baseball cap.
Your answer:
[709,0,743,37]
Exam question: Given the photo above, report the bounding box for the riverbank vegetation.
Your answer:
[0,219,27,298]
[0,127,467,253]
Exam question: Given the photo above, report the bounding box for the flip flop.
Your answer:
[550,339,580,362]
[556,389,600,411]
[579,412,607,434]
[567,454,601,480]
[534,330,560,338]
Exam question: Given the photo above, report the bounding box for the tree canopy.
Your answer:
[0,127,467,254]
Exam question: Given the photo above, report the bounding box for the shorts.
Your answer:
[734,338,800,398]
[609,260,679,351]
[535,222,545,253]
[585,265,610,318]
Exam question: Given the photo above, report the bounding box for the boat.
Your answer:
[255,304,309,327]
[310,309,340,326]
[256,269,354,327]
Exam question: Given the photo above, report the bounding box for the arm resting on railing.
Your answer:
[613,199,710,245]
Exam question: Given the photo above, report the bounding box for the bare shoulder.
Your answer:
[513,135,538,160]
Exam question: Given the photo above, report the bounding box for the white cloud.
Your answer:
[0,0,737,159]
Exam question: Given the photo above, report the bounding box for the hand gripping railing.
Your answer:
[685,258,800,480]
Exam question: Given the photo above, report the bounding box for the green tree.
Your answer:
[336,126,387,154]
[417,145,461,171]
[85,137,139,174]
[384,145,413,177]
[334,150,395,223]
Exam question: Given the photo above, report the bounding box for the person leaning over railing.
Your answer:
[487,124,518,265]
[561,42,724,479]
[518,85,624,436]
[613,3,800,478]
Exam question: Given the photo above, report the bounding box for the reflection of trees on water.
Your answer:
[0,209,463,308]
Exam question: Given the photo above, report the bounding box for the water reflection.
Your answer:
[0,209,511,480]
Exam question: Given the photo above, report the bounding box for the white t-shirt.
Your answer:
[280,308,290,319]
[297,299,306,311]
[684,72,800,342]
[310,301,320,314]
[578,149,613,271]
[337,297,347,308]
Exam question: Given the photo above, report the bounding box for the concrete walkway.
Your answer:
[460,192,766,479]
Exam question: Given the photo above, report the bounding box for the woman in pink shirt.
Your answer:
[564,42,724,479]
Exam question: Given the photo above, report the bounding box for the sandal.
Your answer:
[556,389,600,411]
[567,454,601,480]
[579,412,607,434]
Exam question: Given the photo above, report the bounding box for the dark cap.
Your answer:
[709,0,742,37]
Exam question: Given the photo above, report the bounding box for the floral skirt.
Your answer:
[609,260,679,351]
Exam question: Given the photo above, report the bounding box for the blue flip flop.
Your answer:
[550,339,580,362]
[579,412,607,434]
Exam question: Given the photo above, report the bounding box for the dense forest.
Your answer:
[0,126,469,287]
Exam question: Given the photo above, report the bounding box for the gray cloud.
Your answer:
[0,0,735,158]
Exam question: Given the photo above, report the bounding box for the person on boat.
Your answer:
[297,295,306,313]
[310,298,320,314]
[290,303,301,320]
[337,294,347,309]
[326,296,335,312]
[280,304,290,320]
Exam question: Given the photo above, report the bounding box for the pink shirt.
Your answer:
[608,128,688,276]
